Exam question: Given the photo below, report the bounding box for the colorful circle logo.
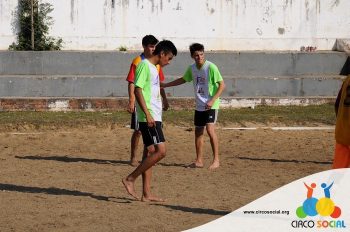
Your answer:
[296,182,341,219]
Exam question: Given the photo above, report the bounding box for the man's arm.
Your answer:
[126,61,138,113]
[160,88,169,111]
[127,82,136,113]
[206,80,225,110]
[161,77,186,88]
[135,87,155,127]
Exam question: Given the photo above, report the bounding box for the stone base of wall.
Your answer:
[0,97,335,111]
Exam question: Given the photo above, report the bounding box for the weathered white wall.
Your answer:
[0,0,18,48]
[1,0,350,50]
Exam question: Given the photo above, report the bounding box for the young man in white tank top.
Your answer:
[162,43,225,170]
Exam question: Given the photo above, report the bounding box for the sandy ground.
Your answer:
[0,124,335,232]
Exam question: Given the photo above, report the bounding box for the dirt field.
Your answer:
[0,123,334,232]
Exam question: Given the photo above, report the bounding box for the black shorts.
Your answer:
[130,110,139,131]
[139,121,165,147]
[194,109,218,127]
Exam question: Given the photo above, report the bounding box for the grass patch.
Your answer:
[218,104,335,126]
[0,104,335,130]
[0,111,130,129]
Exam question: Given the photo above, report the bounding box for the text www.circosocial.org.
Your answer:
[243,210,290,216]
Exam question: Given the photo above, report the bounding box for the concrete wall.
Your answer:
[0,51,347,99]
[1,0,350,51]
[1,51,347,76]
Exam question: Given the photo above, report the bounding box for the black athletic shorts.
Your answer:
[130,108,139,131]
[194,109,218,127]
[139,121,165,147]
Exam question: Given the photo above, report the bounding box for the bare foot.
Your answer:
[130,159,139,167]
[186,162,204,168]
[141,195,165,202]
[208,160,220,170]
[122,178,140,200]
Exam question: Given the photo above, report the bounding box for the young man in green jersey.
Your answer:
[126,35,169,167]
[122,40,177,201]
[162,43,225,170]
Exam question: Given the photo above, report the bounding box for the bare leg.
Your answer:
[122,178,140,200]
[189,126,204,168]
[142,166,165,202]
[206,123,220,170]
[142,168,165,203]
[123,143,166,200]
[141,164,152,201]
[141,147,164,202]
[130,130,142,166]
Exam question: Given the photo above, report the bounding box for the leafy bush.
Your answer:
[9,0,63,51]
[118,45,127,51]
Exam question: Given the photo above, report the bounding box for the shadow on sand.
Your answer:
[0,183,136,203]
[235,156,332,165]
[15,155,189,168]
[15,155,130,165]
[151,203,230,216]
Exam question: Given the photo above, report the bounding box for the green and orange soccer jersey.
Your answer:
[126,53,165,83]
[182,60,223,111]
[134,59,163,122]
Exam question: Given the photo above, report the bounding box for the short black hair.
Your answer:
[189,43,204,56]
[153,40,177,56]
[142,35,158,46]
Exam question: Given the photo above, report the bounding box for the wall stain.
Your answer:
[316,0,320,14]
[262,0,273,24]
[205,0,215,14]
[305,0,309,21]
[149,0,155,12]
[283,0,292,10]
[208,0,214,13]
[103,0,107,32]
[256,28,263,36]
[136,0,144,9]
[242,0,246,12]
[175,1,182,10]
[331,0,340,9]
[117,0,129,8]
[110,0,116,29]
[235,1,239,17]
[123,0,129,8]
[70,0,75,23]
[278,27,285,34]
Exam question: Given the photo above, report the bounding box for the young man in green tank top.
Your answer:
[162,43,225,170]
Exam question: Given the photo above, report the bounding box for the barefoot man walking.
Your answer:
[122,40,177,201]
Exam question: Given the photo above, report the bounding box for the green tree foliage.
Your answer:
[9,0,63,50]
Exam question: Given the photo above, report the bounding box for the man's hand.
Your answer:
[205,100,213,110]
[163,99,169,111]
[146,114,155,128]
[127,101,135,113]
